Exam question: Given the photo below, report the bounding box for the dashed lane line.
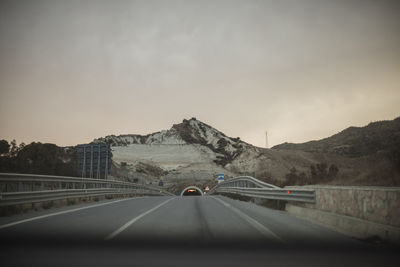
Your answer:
[0,197,143,230]
[105,197,176,240]
[210,196,285,243]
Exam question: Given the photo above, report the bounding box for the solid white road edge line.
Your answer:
[210,196,285,243]
[105,197,176,240]
[0,197,143,230]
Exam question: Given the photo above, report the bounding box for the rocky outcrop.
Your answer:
[94,117,248,166]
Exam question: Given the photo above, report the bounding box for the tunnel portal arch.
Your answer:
[181,186,203,196]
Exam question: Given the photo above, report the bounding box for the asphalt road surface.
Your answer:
[1,196,398,266]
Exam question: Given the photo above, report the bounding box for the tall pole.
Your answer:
[90,145,93,178]
[82,146,86,178]
[105,145,109,180]
[97,144,100,179]
[265,131,269,149]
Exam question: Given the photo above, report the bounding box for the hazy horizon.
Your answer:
[0,115,399,148]
[1,0,399,147]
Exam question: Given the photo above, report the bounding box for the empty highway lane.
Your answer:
[1,196,398,267]
[0,195,356,244]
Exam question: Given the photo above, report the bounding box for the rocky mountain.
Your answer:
[93,118,265,189]
[94,118,250,166]
[93,117,400,188]
[272,117,400,158]
[270,117,400,186]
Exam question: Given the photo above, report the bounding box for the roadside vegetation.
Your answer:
[0,139,77,177]
[268,117,400,187]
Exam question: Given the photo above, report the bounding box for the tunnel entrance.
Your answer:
[181,186,203,196]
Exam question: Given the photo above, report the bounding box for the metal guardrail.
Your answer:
[211,176,281,190]
[209,176,315,203]
[0,173,174,206]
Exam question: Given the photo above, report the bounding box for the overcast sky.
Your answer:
[0,0,399,147]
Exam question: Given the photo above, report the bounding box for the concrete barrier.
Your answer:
[285,185,400,243]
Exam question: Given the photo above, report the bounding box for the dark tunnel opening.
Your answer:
[182,187,202,196]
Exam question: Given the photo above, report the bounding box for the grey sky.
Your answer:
[1,0,399,147]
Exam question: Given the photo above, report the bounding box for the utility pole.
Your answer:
[265,131,269,148]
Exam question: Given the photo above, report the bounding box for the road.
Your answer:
[0,196,398,266]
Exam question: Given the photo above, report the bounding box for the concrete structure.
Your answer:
[285,185,400,243]
[180,186,203,196]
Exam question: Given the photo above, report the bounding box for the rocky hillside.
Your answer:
[272,117,400,157]
[271,117,400,186]
[94,118,249,166]
[94,117,400,188]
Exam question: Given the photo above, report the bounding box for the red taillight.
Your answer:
[287,190,291,194]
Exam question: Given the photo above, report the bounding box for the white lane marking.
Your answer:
[210,196,285,243]
[105,197,176,240]
[0,198,143,230]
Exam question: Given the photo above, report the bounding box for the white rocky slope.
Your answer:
[93,118,340,186]
[93,118,250,183]
[94,117,250,166]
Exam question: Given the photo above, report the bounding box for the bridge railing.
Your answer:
[0,173,174,206]
[209,176,315,203]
